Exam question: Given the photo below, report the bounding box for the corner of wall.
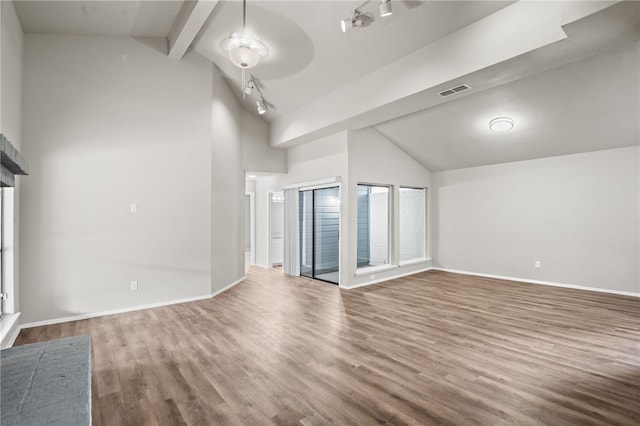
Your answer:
[241,109,286,174]
[211,64,246,294]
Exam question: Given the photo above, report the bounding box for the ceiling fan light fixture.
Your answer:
[220,31,269,69]
[380,0,392,17]
[489,117,514,133]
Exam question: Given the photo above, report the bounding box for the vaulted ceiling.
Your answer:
[12,1,640,171]
[192,1,513,119]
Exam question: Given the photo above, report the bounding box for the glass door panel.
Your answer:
[313,187,340,284]
[298,187,340,284]
[299,190,313,278]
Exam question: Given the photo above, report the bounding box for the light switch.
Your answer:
[130,203,138,214]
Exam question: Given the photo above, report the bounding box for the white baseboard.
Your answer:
[342,266,433,290]
[0,312,22,349]
[7,323,21,347]
[431,267,640,298]
[21,275,247,331]
[212,275,246,297]
[250,263,271,270]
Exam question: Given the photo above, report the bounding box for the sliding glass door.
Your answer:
[299,190,314,278]
[299,187,340,284]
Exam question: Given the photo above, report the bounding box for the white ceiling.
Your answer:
[14,0,183,38]
[375,41,640,171]
[192,1,512,118]
[12,1,640,172]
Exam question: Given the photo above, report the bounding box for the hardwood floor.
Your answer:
[14,268,640,425]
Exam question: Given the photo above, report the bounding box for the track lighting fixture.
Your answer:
[256,98,267,115]
[341,11,367,32]
[341,0,392,32]
[244,78,256,96]
[380,0,392,17]
[244,75,269,115]
[341,17,354,32]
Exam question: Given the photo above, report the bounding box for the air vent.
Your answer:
[438,84,471,98]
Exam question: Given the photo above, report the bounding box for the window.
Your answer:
[399,187,426,263]
[0,188,3,317]
[357,184,390,269]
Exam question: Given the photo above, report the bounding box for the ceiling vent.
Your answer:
[438,84,471,98]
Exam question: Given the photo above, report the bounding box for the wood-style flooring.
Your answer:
[14,268,640,425]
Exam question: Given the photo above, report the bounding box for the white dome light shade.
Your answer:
[229,46,260,69]
[489,117,514,132]
[220,31,269,69]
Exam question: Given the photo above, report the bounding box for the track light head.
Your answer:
[244,79,256,96]
[340,6,375,33]
[341,18,352,32]
[256,98,267,115]
[380,0,392,17]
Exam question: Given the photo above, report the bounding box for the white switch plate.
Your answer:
[534,261,541,269]
[130,203,138,213]
[130,280,138,291]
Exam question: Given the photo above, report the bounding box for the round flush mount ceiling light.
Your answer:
[489,117,514,132]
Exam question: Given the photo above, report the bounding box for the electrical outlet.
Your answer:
[130,280,138,291]
[370,274,376,280]
[534,261,541,269]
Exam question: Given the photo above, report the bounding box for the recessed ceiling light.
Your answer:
[489,117,514,132]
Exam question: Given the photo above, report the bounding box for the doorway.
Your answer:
[299,186,340,284]
[244,193,255,268]
[269,191,284,267]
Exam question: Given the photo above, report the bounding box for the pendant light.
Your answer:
[220,0,269,69]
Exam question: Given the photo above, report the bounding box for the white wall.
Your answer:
[1,0,23,147]
[242,109,286,174]
[347,128,432,287]
[432,146,640,294]
[20,34,213,323]
[283,132,348,186]
[211,65,245,292]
